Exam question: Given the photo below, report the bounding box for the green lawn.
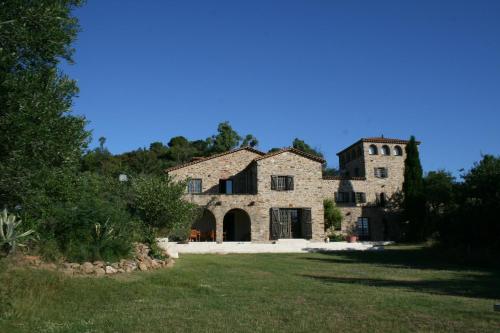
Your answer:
[1,245,499,332]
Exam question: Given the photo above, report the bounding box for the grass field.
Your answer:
[1,245,499,332]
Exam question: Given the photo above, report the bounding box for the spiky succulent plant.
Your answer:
[0,209,34,254]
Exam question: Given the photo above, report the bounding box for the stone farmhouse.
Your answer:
[166,137,417,242]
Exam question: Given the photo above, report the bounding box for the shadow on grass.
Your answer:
[301,246,500,300]
[303,274,500,300]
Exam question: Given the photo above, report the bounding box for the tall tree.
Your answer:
[402,136,425,240]
[0,1,89,210]
[241,134,259,148]
[292,138,324,158]
[208,121,242,153]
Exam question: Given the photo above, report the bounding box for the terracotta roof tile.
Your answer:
[336,137,421,155]
[164,146,265,172]
[253,147,325,163]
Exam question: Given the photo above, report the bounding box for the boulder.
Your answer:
[94,267,105,276]
[166,258,175,268]
[61,268,74,276]
[105,266,117,274]
[138,262,148,271]
[81,262,94,274]
[93,261,105,268]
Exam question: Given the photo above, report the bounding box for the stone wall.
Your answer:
[168,148,261,194]
[254,151,325,241]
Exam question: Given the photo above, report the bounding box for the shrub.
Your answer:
[131,175,199,248]
[324,199,342,231]
[36,173,139,262]
[0,209,35,255]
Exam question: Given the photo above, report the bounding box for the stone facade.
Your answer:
[167,137,417,242]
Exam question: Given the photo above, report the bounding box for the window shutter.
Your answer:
[334,192,338,202]
[351,192,356,203]
[219,179,226,194]
[302,208,312,239]
[270,208,280,240]
[361,193,366,203]
[385,168,389,178]
[287,176,294,190]
[271,176,277,190]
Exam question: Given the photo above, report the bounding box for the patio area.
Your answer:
[158,238,392,258]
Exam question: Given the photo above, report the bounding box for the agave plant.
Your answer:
[0,209,35,255]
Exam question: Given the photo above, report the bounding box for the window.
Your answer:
[356,217,370,239]
[393,145,403,156]
[355,192,367,203]
[381,145,390,155]
[219,179,233,194]
[374,167,388,178]
[335,192,365,204]
[335,192,350,203]
[369,144,378,155]
[187,179,202,193]
[271,176,294,191]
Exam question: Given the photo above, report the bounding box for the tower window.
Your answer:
[368,145,378,155]
[394,145,403,156]
[381,145,390,155]
[374,167,388,178]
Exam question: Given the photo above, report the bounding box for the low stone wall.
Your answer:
[14,243,175,277]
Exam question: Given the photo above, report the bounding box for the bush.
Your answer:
[324,199,342,231]
[131,175,199,246]
[35,173,139,262]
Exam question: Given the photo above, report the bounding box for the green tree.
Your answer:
[402,136,425,241]
[0,0,89,211]
[241,134,259,148]
[209,121,242,153]
[323,199,342,232]
[292,138,324,158]
[132,175,199,250]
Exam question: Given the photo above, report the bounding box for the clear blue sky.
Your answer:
[62,0,500,175]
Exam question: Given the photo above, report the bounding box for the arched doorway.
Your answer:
[192,209,216,241]
[223,209,251,241]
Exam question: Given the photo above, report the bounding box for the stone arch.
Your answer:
[393,145,403,156]
[368,144,378,155]
[192,208,216,241]
[381,145,390,155]
[223,208,251,241]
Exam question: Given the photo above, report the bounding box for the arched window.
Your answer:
[368,144,378,155]
[393,145,403,156]
[381,145,390,155]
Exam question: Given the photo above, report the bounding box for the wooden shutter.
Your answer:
[302,208,312,239]
[271,176,277,190]
[351,192,356,203]
[286,176,294,190]
[219,179,226,194]
[361,192,366,203]
[270,208,280,240]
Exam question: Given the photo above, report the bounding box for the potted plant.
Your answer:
[346,234,358,243]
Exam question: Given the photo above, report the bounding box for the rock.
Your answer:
[24,255,42,266]
[151,260,160,269]
[117,268,125,273]
[93,261,105,268]
[81,262,94,274]
[94,267,105,276]
[105,266,117,274]
[138,262,148,271]
[61,267,74,276]
[40,263,57,270]
[111,263,120,269]
[70,263,81,269]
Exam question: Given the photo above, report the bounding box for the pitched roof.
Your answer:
[254,147,325,163]
[164,146,265,172]
[336,137,421,155]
